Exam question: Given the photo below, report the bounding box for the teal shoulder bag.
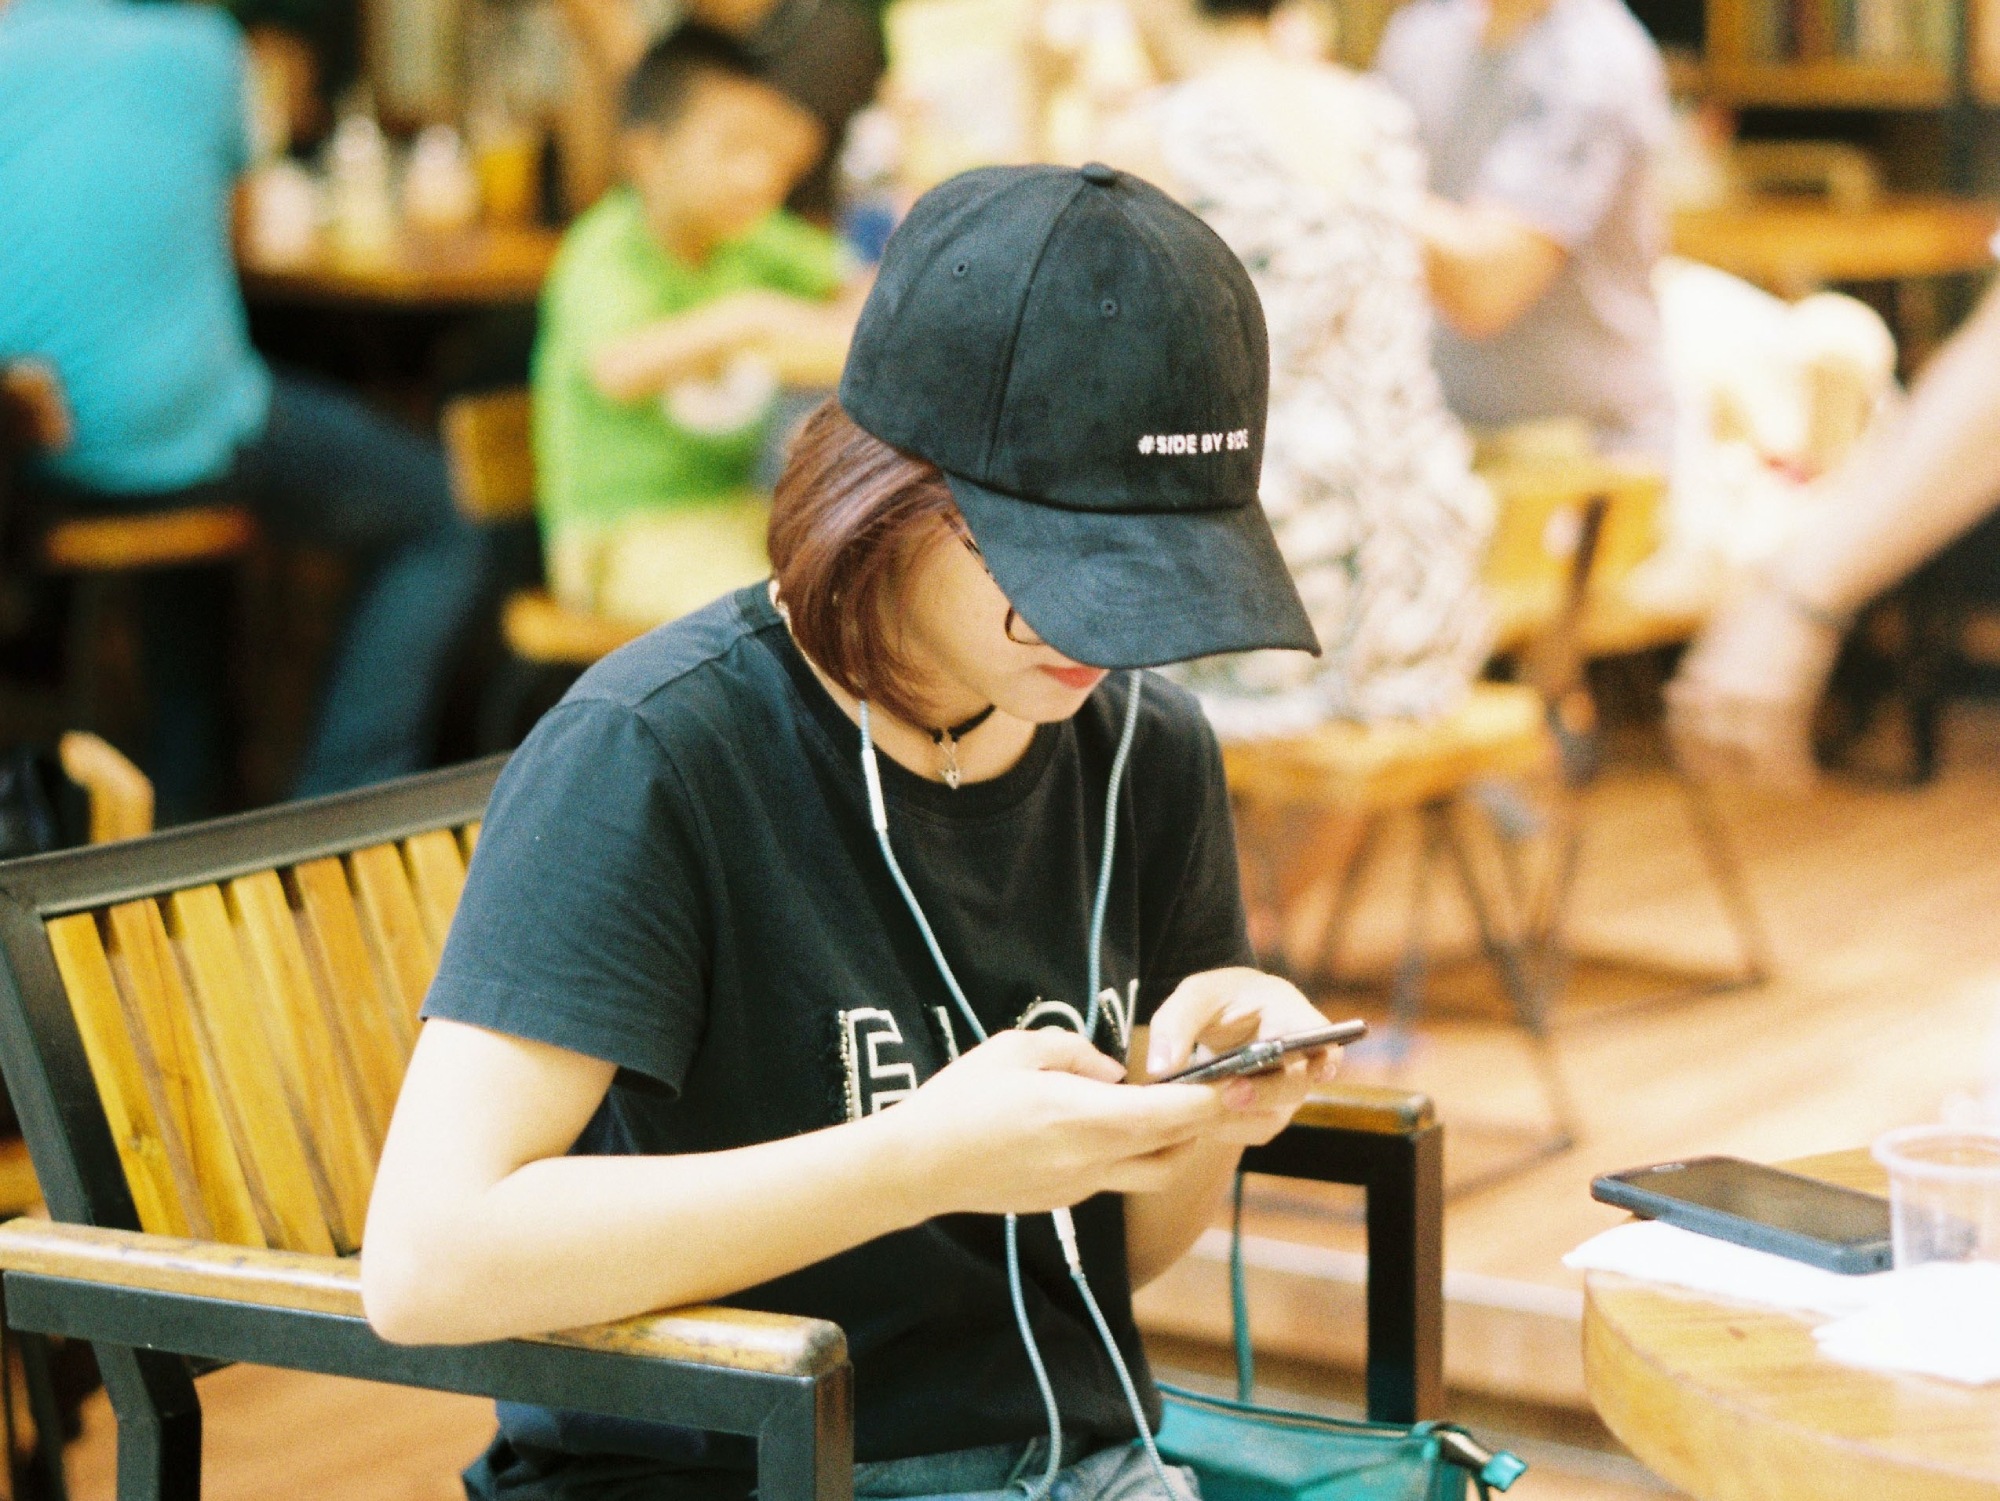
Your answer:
[1155,1177,1527,1501]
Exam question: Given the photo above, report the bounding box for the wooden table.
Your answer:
[1585,1148,2000,1501]
[1672,196,1999,300]
[239,224,561,307]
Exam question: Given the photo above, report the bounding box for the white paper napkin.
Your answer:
[1814,1261,2000,1385]
[1564,1220,1892,1316]
[1567,1221,2000,1386]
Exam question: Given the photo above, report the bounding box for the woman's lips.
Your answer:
[1041,665,1108,692]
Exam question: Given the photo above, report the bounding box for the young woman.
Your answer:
[363,162,1337,1501]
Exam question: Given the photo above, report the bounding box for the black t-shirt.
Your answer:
[424,584,1251,1489]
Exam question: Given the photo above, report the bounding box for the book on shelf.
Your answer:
[1749,0,1955,64]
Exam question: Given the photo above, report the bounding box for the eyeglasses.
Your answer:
[958,531,1043,646]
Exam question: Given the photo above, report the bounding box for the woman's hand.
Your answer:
[884,1028,1229,1218]
[1143,967,1343,1148]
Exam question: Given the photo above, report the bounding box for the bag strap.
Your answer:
[1230,1169,1253,1402]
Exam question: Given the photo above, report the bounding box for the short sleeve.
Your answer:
[1473,88,1631,249]
[188,10,254,179]
[1135,702,1255,1015]
[423,700,715,1094]
[740,212,852,301]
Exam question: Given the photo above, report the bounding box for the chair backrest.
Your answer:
[443,389,536,525]
[0,758,504,1250]
[1480,457,1664,651]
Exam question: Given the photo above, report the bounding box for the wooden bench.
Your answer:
[0,758,1446,1500]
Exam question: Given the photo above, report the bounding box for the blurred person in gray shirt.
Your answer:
[1374,0,1674,462]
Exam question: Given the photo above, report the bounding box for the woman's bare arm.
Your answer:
[362,1018,1230,1345]
[361,1019,934,1343]
[590,282,868,403]
[1417,195,1566,340]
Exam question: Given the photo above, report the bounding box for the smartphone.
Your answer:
[1151,1020,1367,1085]
[1592,1156,1893,1274]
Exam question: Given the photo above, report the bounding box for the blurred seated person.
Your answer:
[1097,0,1491,736]
[1373,0,1675,464]
[0,0,484,821]
[1669,282,2000,790]
[554,0,884,217]
[534,25,867,623]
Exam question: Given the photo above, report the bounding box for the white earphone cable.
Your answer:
[858,678,1174,1501]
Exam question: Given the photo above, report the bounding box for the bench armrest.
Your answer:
[1294,1085,1434,1137]
[0,1218,845,1377]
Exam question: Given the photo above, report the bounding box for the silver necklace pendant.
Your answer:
[938,734,963,790]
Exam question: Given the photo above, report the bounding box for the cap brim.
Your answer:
[945,473,1321,670]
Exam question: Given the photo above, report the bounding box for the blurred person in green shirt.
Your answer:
[533,23,866,622]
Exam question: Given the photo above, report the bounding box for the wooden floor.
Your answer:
[56,706,2000,1499]
[58,1360,1675,1501]
[1142,701,2000,1415]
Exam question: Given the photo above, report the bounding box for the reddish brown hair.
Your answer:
[768,400,961,727]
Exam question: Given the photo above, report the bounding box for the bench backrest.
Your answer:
[0,758,506,1246]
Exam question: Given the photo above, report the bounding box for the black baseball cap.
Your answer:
[838,162,1319,669]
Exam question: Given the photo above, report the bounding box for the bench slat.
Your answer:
[46,914,196,1237]
[403,829,467,956]
[229,872,376,1252]
[169,887,336,1255]
[106,899,262,1245]
[292,858,410,1131]
[349,845,436,1041]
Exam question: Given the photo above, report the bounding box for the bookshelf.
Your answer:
[1706,0,1968,105]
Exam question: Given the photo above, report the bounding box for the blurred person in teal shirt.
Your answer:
[0,0,483,818]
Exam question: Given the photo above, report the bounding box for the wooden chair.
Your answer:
[1220,497,1624,1191]
[1480,457,1772,1014]
[1480,456,1706,660]
[0,758,1448,1500]
[442,390,648,748]
[1,362,259,747]
[1226,687,1573,1187]
[0,731,153,1499]
[442,388,648,668]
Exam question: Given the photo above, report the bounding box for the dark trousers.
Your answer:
[69,369,486,820]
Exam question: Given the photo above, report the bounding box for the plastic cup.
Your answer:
[475,126,540,227]
[1872,1125,2000,1269]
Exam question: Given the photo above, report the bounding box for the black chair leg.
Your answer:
[17,1335,67,1501]
[1363,1123,1444,1423]
[0,1275,68,1501]
[93,1345,198,1501]
[1676,770,1773,986]
[1386,807,1442,1057]
[1440,806,1581,1178]
[1308,813,1381,989]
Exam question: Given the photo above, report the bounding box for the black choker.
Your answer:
[929,705,996,790]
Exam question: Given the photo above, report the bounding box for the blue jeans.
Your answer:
[132,368,485,817]
[462,1431,1200,1501]
[854,1435,1200,1501]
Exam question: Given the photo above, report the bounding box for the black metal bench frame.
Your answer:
[0,756,1442,1501]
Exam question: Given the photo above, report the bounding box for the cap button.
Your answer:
[1079,162,1119,186]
